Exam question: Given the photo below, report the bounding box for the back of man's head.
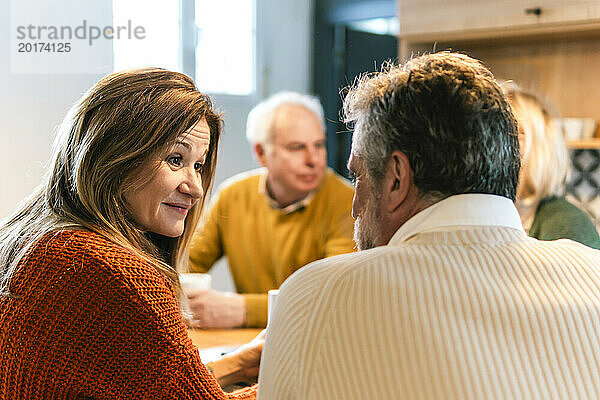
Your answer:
[344,51,520,201]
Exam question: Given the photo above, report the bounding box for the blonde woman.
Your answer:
[505,84,600,248]
[0,69,260,399]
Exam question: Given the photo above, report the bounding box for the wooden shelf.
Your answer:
[567,139,600,149]
[399,22,600,46]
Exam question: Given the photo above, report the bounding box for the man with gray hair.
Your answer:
[258,52,600,399]
[187,92,355,328]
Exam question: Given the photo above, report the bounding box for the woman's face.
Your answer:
[125,118,211,237]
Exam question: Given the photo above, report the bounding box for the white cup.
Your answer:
[268,289,280,325]
[179,273,212,293]
[179,273,211,318]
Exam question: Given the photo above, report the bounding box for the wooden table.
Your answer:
[189,328,262,390]
[188,328,262,350]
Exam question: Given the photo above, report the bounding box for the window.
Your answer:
[347,17,399,36]
[112,0,256,96]
[194,0,256,95]
[112,0,179,72]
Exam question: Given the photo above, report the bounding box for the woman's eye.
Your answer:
[194,162,204,172]
[168,156,182,167]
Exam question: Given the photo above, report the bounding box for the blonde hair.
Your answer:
[0,68,222,296]
[504,84,569,207]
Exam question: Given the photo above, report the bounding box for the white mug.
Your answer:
[268,289,280,325]
[179,273,211,318]
[179,273,211,293]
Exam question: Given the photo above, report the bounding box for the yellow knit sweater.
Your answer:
[189,168,355,327]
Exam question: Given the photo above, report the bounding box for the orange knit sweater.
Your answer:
[0,230,257,400]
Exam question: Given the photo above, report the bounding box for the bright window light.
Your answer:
[195,0,255,95]
[112,0,180,72]
[348,18,399,36]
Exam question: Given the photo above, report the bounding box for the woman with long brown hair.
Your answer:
[0,68,259,399]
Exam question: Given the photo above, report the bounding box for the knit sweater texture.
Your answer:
[529,196,600,249]
[189,168,355,327]
[0,230,257,400]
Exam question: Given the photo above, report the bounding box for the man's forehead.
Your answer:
[276,135,325,145]
[275,103,315,119]
[271,104,324,142]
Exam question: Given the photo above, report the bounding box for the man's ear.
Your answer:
[384,151,412,213]
[254,143,268,167]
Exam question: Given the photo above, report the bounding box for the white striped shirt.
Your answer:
[258,194,600,399]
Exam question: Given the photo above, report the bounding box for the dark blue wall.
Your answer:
[313,0,396,174]
[324,0,395,23]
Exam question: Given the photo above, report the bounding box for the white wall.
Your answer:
[1,0,109,218]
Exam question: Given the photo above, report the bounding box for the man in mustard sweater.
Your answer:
[187,92,355,328]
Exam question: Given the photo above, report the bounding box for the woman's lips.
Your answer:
[164,203,190,215]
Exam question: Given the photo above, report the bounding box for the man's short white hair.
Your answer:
[246,91,325,145]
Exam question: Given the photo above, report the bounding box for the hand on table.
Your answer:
[209,330,266,387]
[186,289,246,328]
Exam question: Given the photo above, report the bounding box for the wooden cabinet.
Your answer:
[400,1,600,42]
[398,0,600,146]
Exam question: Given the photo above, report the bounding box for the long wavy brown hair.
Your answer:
[0,68,222,296]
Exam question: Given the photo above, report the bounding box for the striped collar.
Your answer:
[389,193,524,245]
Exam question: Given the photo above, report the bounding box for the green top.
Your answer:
[189,168,356,327]
[529,196,600,249]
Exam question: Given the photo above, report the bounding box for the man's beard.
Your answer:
[353,190,381,251]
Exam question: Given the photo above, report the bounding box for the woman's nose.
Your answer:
[179,170,203,200]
